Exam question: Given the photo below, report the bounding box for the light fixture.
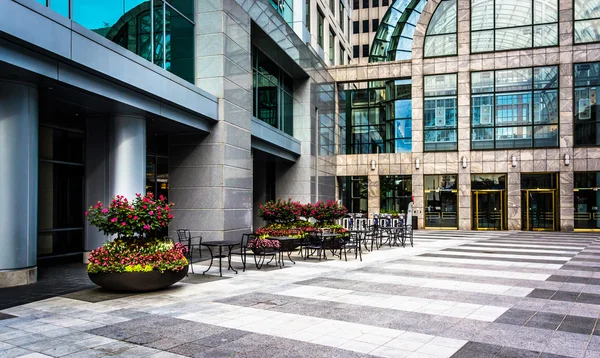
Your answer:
[415,158,420,170]
[564,153,570,166]
[370,160,376,171]
[461,156,467,169]
[511,155,517,167]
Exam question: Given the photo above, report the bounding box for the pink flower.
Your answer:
[84,211,88,216]
[110,218,118,223]
[102,208,109,214]
[143,225,150,230]
[149,211,154,216]
[121,222,126,226]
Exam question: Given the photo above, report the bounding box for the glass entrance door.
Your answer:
[425,190,458,229]
[472,190,505,230]
[522,190,556,231]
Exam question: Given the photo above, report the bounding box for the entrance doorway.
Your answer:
[472,190,505,230]
[522,190,556,231]
[424,175,458,229]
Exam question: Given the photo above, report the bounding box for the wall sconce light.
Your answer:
[461,156,467,169]
[511,155,517,167]
[564,154,570,166]
[415,158,420,170]
[370,160,376,171]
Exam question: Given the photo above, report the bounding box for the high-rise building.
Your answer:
[350,0,390,64]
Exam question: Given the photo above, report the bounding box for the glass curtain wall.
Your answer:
[574,62,600,146]
[268,0,294,25]
[36,0,197,83]
[341,79,412,154]
[574,172,600,231]
[471,174,506,230]
[338,176,368,213]
[574,0,600,44]
[252,47,294,136]
[380,175,413,214]
[470,0,558,53]
[424,0,457,57]
[471,66,559,149]
[424,174,458,228]
[424,74,458,151]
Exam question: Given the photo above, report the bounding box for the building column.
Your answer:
[368,174,380,218]
[507,172,521,230]
[0,80,38,286]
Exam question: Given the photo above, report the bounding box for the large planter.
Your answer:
[88,266,188,292]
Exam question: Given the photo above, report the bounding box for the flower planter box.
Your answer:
[88,266,188,292]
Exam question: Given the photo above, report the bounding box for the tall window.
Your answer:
[306,0,311,32]
[362,44,369,57]
[424,74,458,151]
[339,176,368,214]
[471,66,559,149]
[372,0,379,7]
[575,62,600,146]
[363,20,370,33]
[381,176,412,214]
[252,47,294,136]
[318,8,325,48]
[353,0,359,9]
[471,0,558,53]
[353,21,360,34]
[372,19,379,31]
[424,0,457,57]
[329,28,335,64]
[339,1,345,31]
[339,42,345,65]
[353,45,360,57]
[330,0,335,13]
[363,0,369,8]
[574,0,600,43]
[382,0,388,6]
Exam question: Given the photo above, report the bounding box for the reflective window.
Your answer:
[329,28,336,64]
[574,62,600,146]
[471,0,558,53]
[306,0,311,32]
[339,176,368,214]
[252,47,294,136]
[381,175,413,214]
[424,0,457,57]
[318,8,325,48]
[574,0,600,44]
[471,66,559,150]
[574,172,600,230]
[424,74,457,152]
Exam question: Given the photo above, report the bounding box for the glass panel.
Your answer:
[50,0,69,17]
[534,24,558,47]
[472,72,494,93]
[38,230,84,257]
[533,90,558,123]
[575,121,600,146]
[471,128,494,149]
[521,174,557,189]
[380,175,412,213]
[495,126,532,148]
[495,26,533,51]
[471,174,506,190]
[424,97,457,128]
[534,66,559,89]
[574,172,600,230]
[424,34,457,57]
[495,93,532,125]
[575,19,600,44]
[574,0,600,20]
[471,30,494,53]
[495,0,532,28]
[534,0,558,24]
[424,74,457,97]
[533,124,558,147]
[167,4,194,83]
[39,127,84,164]
[472,94,494,126]
[471,0,494,31]
[495,68,533,92]
[425,175,457,190]
[425,191,458,228]
[424,129,458,151]
[575,63,600,87]
[426,0,456,35]
[282,91,294,136]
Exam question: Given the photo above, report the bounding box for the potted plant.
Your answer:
[247,237,280,254]
[85,193,189,292]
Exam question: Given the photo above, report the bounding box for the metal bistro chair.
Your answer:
[340,231,362,261]
[229,233,254,272]
[362,225,379,252]
[303,230,326,261]
[176,229,202,273]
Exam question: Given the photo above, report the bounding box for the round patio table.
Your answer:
[201,240,240,277]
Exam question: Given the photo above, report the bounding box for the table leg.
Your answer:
[219,246,222,277]
[202,246,214,275]
[227,245,238,274]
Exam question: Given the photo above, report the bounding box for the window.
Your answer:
[574,62,600,146]
[330,0,335,13]
[339,42,345,65]
[381,176,412,214]
[363,20,369,33]
[363,0,369,8]
[424,74,458,151]
[252,47,294,136]
[382,0,388,6]
[372,0,378,7]
[353,45,360,57]
[306,0,311,32]
[362,44,369,57]
[574,172,600,230]
[574,0,600,44]
[339,177,368,214]
[318,8,325,48]
[424,0,457,57]
[471,66,559,149]
[372,19,379,31]
[353,0,359,9]
[471,0,558,53]
[339,1,345,31]
[329,28,336,64]
[353,21,360,34]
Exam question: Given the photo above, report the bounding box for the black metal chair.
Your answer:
[229,233,254,272]
[303,231,326,260]
[340,232,362,261]
[176,229,202,273]
[363,225,379,252]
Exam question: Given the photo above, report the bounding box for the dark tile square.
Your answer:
[550,290,581,302]
[496,347,540,358]
[62,288,134,303]
[193,329,251,348]
[524,312,565,330]
[495,309,536,326]
[168,342,212,357]
[546,276,569,283]
[451,342,502,358]
[588,278,600,286]
[577,293,600,305]
[558,315,597,335]
[567,276,590,284]
[528,289,556,299]
[539,353,575,358]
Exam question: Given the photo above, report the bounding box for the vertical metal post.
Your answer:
[151,0,154,64]
[163,0,167,70]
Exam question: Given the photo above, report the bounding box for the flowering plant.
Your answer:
[247,237,281,250]
[258,199,303,224]
[87,238,188,273]
[85,193,174,239]
[310,200,348,224]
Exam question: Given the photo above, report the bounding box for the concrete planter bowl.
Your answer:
[88,266,188,292]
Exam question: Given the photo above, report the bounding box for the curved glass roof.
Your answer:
[369,0,427,62]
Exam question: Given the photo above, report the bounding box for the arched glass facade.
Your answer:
[424,0,457,57]
[369,0,427,62]
[471,0,558,53]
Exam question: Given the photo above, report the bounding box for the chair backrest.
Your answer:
[176,229,190,243]
[241,233,255,247]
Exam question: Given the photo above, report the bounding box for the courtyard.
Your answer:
[1,230,600,358]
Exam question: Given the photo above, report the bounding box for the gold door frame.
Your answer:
[473,190,506,231]
[573,188,600,232]
[424,189,458,230]
[523,189,556,231]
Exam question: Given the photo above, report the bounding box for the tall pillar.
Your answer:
[0,80,38,286]
[368,174,380,217]
[108,116,146,201]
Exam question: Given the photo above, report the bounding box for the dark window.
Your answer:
[372,0,378,6]
[372,19,379,31]
[317,8,325,48]
[362,44,369,57]
[574,62,600,146]
[353,21,360,34]
[362,20,369,33]
[382,0,388,5]
[353,0,359,9]
[362,0,368,8]
[381,176,412,214]
[353,45,360,58]
[339,177,368,214]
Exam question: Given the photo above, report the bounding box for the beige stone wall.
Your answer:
[332,0,600,231]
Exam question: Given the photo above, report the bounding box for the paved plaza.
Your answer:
[2,231,600,357]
